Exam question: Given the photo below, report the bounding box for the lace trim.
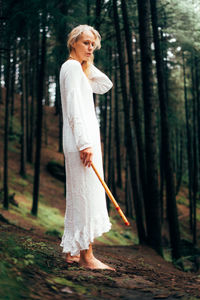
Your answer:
[60,214,112,256]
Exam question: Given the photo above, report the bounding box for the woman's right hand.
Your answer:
[80,147,93,167]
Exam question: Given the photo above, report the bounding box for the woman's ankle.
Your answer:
[80,253,94,262]
[80,245,94,262]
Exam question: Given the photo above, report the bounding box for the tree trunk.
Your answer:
[182,52,193,232]
[32,15,46,216]
[20,57,26,177]
[103,93,108,176]
[176,128,183,195]
[113,0,146,244]
[9,40,16,134]
[95,0,102,31]
[114,53,122,188]
[191,54,198,246]
[159,137,165,224]
[29,25,39,164]
[25,40,30,162]
[0,0,3,105]
[121,0,147,203]
[56,72,63,153]
[137,0,162,254]
[107,62,113,213]
[87,0,91,25]
[150,0,181,259]
[0,50,2,104]
[3,47,10,209]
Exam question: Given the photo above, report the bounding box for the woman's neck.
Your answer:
[69,51,83,64]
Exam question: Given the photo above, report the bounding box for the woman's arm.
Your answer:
[60,61,92,152]
[88,64,113,94]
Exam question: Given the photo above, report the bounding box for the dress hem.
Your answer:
[60,220,112,256]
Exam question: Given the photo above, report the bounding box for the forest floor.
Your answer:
[1,219,200,300]
[0,92,200,299]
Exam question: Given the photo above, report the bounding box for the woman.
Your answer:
[59,25,115,270]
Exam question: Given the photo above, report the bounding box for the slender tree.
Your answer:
[137,0,162,254]
[121,0,149,226]
[20,57,26,177]
[191,54,198,246]
[150,0,181,259]
[114,52,122,188]
[3,46,10,209]
[103,93,108,174]
[32,13,47,215]
[0,0,3,105]
[176,128,183,195]
[182,52,193,231]
[9,40,16,134]
[113,0,146,244]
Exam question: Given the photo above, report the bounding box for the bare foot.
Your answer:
[66,253,80,263]
[79,256,116,271]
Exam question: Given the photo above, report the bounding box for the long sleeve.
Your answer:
[67,89,92,151]
[60,61,92,151]
[88,64,113,95]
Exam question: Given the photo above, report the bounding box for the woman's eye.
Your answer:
[83,41,95,47]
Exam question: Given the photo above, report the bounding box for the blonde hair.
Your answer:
[67,25,101,76]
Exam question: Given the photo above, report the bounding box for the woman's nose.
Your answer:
[88,43,93,51]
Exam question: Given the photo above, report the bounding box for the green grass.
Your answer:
[96,214,137,246]
[0,190,64,237]
[8,140,20,153]
[13,177,29,187]
[177,194,200,209]
[1,184,137,246]
[177,195,189,206]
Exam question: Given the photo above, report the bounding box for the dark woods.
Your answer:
[0,0,200,266]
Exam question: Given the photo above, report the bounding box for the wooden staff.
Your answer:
[91,162,130,226]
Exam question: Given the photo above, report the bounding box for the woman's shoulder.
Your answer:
[60,59,82,74]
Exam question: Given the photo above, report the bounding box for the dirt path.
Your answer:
[1,95,200,300]
[1,220,200,300]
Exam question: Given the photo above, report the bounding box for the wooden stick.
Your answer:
[91,162,130,226]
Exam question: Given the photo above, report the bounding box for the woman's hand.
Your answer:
[80,147,93,167]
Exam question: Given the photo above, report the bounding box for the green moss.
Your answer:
[35,203,64,232]
[163,248,172,263]
[49,276,88,294]
[0,234,31,299]
[96,216,137,246]
[10,116,21,136]
[177,195,189,207]
[51,277,74,286]
[8,141,20,153]
[196,213,200,222]
[0,230,61,299]
[2,190,64,234]
[0,261,29,300]
[45,229,61,237]
[13,177,29,187]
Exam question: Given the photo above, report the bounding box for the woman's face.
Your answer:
[72,31,96,63]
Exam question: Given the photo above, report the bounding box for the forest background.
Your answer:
[1,0,200,299]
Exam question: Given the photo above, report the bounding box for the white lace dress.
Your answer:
[59,59,113,256]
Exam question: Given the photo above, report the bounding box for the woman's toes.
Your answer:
[79,257,115,271]
[66,254,80,263]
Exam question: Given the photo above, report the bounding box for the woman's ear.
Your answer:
[71,41,76,50]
